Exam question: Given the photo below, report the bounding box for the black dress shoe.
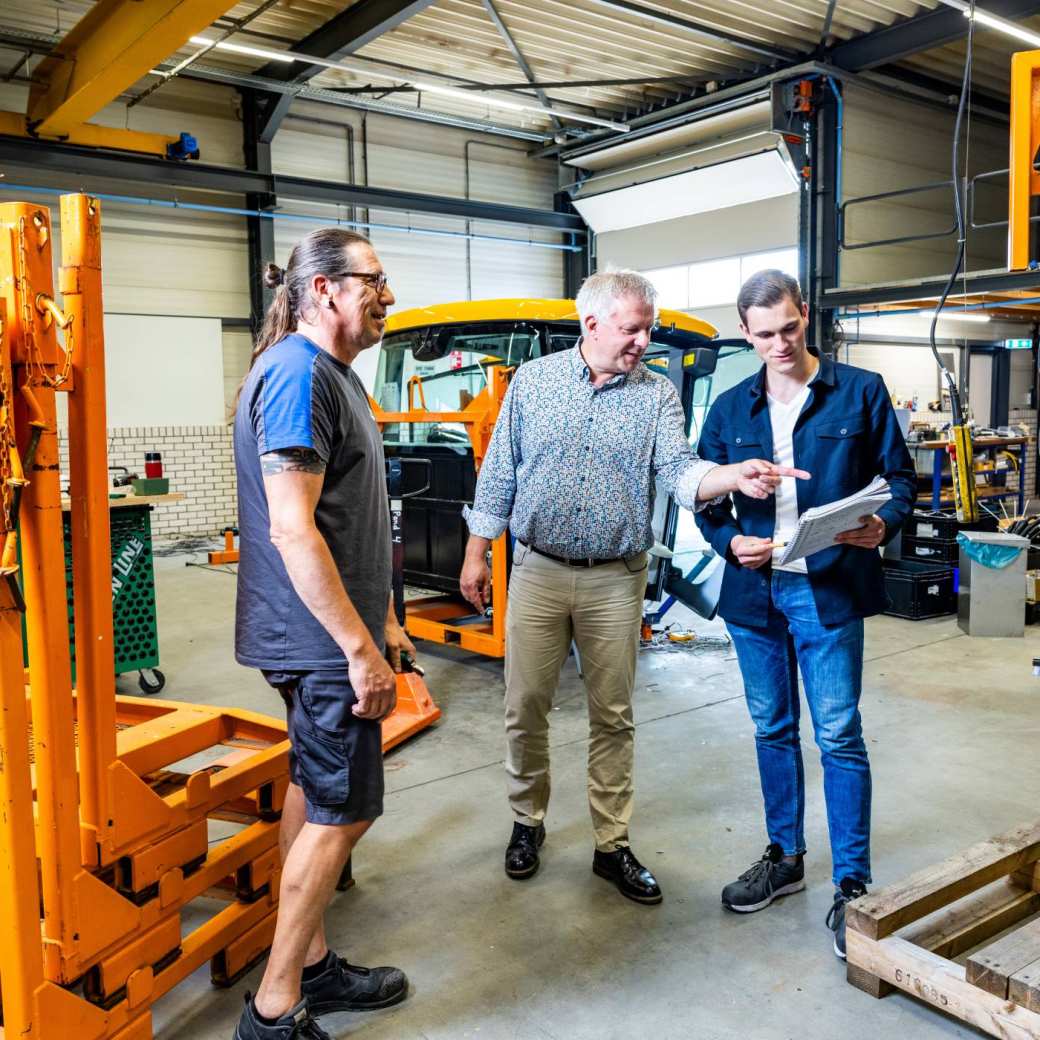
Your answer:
[593,846,663,904]
[505,821,545,879]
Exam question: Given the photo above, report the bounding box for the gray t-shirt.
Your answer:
[233,333,390,670]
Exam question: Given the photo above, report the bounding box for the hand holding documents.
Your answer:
[776,476,892,566]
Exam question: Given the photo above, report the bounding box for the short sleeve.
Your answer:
[252,346,333,462]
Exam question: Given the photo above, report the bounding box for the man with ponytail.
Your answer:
[232,229,409,1040]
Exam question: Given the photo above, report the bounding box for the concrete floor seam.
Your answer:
[386,692,747,798]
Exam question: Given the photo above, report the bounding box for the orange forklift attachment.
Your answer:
[382,670,442,753]
[1009,49,1040,271]
[209,525,240,565]
[0,196,290,1040]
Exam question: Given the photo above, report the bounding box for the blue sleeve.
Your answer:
[251,348,334,462]
[694,398,743,562]
[866,374,916,542]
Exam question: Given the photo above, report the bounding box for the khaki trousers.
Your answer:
[504,543,647,852]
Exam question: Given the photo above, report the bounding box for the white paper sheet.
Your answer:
[777,476,892,566]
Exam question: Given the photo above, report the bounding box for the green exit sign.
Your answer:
[1005,338,1033,350]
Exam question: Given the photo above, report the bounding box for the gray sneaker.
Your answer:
[826,877,868,960]
[301,951,408,1014]
[721,843,805,913]
[233,995,331,1040]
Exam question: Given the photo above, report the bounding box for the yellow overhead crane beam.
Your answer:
[25,0,235,142]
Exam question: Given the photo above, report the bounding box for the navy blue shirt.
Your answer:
[695,353,915,627]
[234,333,391,670]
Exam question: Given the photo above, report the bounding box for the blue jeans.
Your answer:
[726,570,871,886]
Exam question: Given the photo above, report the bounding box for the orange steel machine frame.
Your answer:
[369,363,513,659]
[0,196,292,1040]
[1009,48,1040,271]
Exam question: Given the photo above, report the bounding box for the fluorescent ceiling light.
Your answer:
[189,36,295,62]
[939,310,991,322]
[940,0,1040,47]
[189,35,628,131]
[571,151,797,234]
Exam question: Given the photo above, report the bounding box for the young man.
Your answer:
[460,269,806,905]
[233,229,411,1040]
[695,270,915,958]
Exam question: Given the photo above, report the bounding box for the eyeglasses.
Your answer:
[336,270,390,294]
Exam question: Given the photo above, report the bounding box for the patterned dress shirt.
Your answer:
[464,345,719,559]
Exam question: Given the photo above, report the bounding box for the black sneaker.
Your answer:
[301,951,408,1014]
[721,843,805,913]
[827,877,868,960]
[505,821,545,880]
[233,995,331,1040]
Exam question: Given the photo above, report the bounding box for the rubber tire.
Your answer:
[138,668,165,695]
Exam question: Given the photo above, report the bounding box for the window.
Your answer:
[640,246,799,312]
[740,247,798,283]
[642,265,689,309]
[688,257,741,308]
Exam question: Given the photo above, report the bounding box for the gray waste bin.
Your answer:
[957,531,1030,637]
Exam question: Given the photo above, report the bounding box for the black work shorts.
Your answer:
[262,668,384,826]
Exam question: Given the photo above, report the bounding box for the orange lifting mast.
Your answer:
[0,195,291,1040]
[1009,49,1040,271]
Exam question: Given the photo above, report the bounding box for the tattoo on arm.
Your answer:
[261,447,326,476]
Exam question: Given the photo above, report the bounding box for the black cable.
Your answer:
[928,1,975,427]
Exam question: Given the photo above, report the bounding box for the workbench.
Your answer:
[911,436,1027,514]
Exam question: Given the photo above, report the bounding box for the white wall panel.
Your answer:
[104,315,225,428]
[840,84,1008,287]
[596,194,798,273]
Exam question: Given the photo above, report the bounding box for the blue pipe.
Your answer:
[0,182,583,253]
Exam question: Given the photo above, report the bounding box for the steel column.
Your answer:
[555,191,591,296]
[804,85,839,356]
[242,90,277,334]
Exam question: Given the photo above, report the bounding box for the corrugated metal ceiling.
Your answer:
[0,0,1024,139]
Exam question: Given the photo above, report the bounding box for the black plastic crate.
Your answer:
[883,559,956,620]
[904,511,999,541]
[902,534,960,564]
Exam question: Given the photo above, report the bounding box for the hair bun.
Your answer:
[263,263,286,289]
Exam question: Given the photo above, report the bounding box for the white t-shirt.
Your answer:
[768,382,812,574]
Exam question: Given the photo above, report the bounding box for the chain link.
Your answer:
[16,214,74,391]
[0,314,13,535]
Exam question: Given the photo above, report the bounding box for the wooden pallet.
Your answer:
[845,820,1040,1039]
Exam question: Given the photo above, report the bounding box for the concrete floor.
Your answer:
[140,550,1040,1040]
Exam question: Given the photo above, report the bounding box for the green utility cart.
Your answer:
[24,498,168,694]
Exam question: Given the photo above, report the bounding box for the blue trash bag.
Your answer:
[956,532,1026,570]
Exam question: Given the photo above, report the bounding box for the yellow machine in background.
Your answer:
[0,196,291,1040]
[370,300,718,658]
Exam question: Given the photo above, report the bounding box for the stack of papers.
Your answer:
[777,476,892,566]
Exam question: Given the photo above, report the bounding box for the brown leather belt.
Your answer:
[522,542,624,568]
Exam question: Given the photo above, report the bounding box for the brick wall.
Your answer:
[59,425,237,538]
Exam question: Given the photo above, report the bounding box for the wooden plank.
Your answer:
[902,880,1040,961]
[1014,865,1040,892]
[967,918,1040,998]
[846,931,1040,1040]
[846,820,1040,941]
[1011,957,1040,1013]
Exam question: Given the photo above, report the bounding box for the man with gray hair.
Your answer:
[459,269,806,903]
